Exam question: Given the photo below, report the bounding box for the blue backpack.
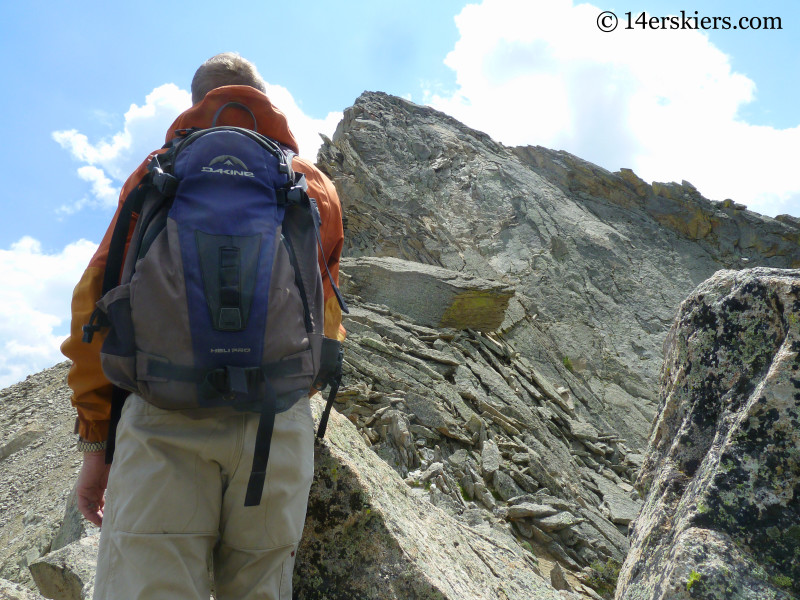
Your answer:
[83,102,347,505]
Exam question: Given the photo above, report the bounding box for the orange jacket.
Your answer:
[61,86,345,443]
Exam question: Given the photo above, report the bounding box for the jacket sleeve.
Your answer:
[293,157,346,341]
[60,158,153,442]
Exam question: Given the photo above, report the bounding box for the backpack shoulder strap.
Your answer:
[309,193,349,314]
[81,178,149,344]
[284,169,349,314]
[102,183,148,293]
[101,140,185,296]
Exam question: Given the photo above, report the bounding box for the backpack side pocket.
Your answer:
[98,283,138,393]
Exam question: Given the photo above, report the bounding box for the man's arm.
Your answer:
[61,157,155,525]
[76,451,111,526]
[60,156,156,442]
[61,264,114,442]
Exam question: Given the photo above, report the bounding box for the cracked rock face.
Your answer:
[296,396,563,600]
[297,295,639,598]
[318,92,800,453]
[616,268,800,600]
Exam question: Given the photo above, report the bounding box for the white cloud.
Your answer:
[53,84,193,213]
[53,83,339,215]
[429,0,800,217]
[0,237,98,389]
[57,166,121,215]
[78,165,119,204]
[262,83,342,160]
[53,83,193,182]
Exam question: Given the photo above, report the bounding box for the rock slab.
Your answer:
[342,256,514,331]
[616,268,800,600]
[296,396,561,600]
[29,535,98,600]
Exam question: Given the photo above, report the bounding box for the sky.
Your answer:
[1,0,798,388]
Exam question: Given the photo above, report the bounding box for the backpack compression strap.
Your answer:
[279,181,349,439]
[142,355,307,403]
[315,337,344,439]
[245,381,277,507]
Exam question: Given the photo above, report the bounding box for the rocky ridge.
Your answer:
[299,273,642,596]
[513,146,799,264]
[297,391,564,600]
[318,92,799,455]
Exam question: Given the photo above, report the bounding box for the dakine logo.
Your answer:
[210,347,252,354]
[202,155,254,177]
[210,155,248,169]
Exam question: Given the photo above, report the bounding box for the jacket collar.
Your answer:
[165,85,300,154]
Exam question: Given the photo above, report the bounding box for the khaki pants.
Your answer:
[93,394,315,600]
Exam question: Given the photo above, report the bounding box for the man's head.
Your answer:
[191,53,267,105]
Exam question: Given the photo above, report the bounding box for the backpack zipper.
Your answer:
[175,126,287,168]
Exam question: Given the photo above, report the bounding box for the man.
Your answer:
[61,53,345,600]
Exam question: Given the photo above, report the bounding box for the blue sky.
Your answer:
[1,0,798,387]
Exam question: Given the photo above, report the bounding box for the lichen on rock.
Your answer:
[616,268,800,599]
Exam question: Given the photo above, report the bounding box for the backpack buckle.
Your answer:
[151,168,178,196]
[81,308,109,343]
[276,185,306,206]
[148,155,179,196]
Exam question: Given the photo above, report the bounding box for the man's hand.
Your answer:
[77,451,111,527]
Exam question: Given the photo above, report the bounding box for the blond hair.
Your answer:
[191,53,267,104]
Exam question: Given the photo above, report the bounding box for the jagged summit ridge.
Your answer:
[318,90,799,452]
